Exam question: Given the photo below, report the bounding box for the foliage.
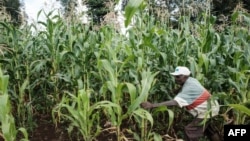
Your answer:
[0,1,249,140]
[53,88,112,141]
[86,0,116,23]
[2,0,23,26]
[124,0,145,27]
[0,68,28,141]
[58,0,79,19]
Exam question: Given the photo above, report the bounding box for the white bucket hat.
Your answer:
[170,66,191,76]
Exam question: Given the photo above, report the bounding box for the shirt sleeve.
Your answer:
[174,96,189,108]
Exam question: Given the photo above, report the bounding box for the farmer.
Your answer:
[140,66,220,141]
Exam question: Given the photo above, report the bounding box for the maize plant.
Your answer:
[0,68,28,141]
[53,87,121,141]
[0,0,249,140]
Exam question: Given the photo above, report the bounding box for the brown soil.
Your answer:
[0,118,177,141]
[0,114,213,141]
[29,123,67,141]
[29,123,118,141]
[28,116,118,141]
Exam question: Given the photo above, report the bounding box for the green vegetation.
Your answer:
[1,0,23,26]
[0,68,28,141]
[86,0,114,23]
[0,0,249,140]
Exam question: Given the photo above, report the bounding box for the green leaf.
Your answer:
[127,70,159,114]
[0,95,10,117]
[18,128,29,141]
[126,83,137,104]
[229,104,250,116]
[153,132,163,141]
[124,0,144,27]
[132,108,154,127]
[99,59,116,86]
[152,106,174,132]
[0,75,9,95]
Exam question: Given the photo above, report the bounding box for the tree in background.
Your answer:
[144,0,250,27]
[212,0,250,19]
[120,0,129,11]
[0,0,11,22]
[1,0,249,27]
[85,0,114,23]
[58,0,114,24]
[3,0,23,26]
[60,0,71,9]
[59,0,78,19]
[56,0,249,26]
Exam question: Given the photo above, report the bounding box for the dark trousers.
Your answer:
[184,118,207,141]
[184,118,222,141]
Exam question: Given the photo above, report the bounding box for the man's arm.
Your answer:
[141,100,178,109]
[151,100,178,108]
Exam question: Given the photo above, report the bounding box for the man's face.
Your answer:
[174,75,187,85]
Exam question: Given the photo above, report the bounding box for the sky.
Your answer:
[22,0,63,24]
[22,0,127,34]
[22,0,90,24]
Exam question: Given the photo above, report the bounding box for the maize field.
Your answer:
[0,1,249,141]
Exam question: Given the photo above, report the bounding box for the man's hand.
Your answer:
[141,100,178,109]
[140,101,154,109]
